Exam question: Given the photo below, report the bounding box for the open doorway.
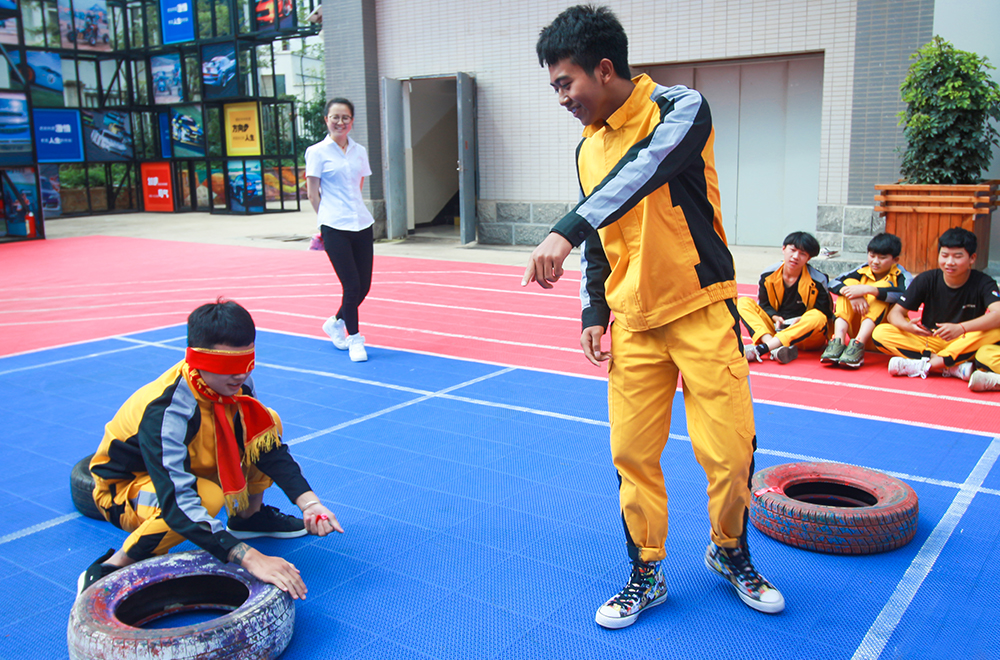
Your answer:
[382,73,477,244]
[405,77,459,239]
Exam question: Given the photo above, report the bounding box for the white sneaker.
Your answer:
[322,316,349,350]
[942,362,973,381]
[969,370,1000,392]
[888,357,930,378]
[745,344,763,362]
[348,334,367,362]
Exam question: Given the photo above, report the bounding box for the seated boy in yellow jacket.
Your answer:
[738,231,833,364]
[821,232,911,368]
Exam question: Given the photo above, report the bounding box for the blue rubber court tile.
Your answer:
[425,436,519,470]
[126,325,188,344]
[326,474,428,517]
[390,592,524,660]
[0,499,76,537]
[487,446,580,483]
[352,640,437,660]
[0,570,75,626]
[436,466,535,505]
[317,511,436,567]
[0,595,75,657]
[280,544,377,600]
[446,505,558,554]
[310,436,425,476]
[500,482,612,524]
[390,488,491,532]
[521,520,627,578]
[280,610,381,660]
[316,564,451,629]
[286,454,368,496]
[978,467,1000,493]
[543,458,617,497]
[0,555,23,583]
[454,368,609,422]
[521,422,609,460]
[386,536,515,591]
[496,621,636,660]
[459,553,586,615]
[377,451,476,488]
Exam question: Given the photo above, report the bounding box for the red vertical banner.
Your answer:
[141,162,174,212]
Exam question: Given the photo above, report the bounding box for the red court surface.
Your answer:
[3,235,997,434]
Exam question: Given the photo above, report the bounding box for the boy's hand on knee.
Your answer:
[932,323,964,341]
[236,546,307,600]
[522,233,572,289]
[850,298,869,315]
[580,326,611,366]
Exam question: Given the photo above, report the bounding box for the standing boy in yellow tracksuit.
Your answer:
[737,232,833,364]
[524,5,784,630]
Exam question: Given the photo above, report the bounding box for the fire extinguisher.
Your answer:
[24,209,35,237]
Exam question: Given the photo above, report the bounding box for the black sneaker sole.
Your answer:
[226,527,308,540]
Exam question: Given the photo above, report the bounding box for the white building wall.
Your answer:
[374,0,857,209]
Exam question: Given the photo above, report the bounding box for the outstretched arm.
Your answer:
[228,543,308,600]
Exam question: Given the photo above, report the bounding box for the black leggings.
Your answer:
[321,224,374,336]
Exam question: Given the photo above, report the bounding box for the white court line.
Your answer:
[752,370,1000,409]
[257,309,581,353]
[0,269,520,299]
[0,293,579,324]
[0,512,81,546]
[0,342,151,377]
[851,436,1000,660]
[288,366,515,445]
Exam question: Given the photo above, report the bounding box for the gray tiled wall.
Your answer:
[846,0,934,206]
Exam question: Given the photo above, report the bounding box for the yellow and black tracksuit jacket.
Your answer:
[550,74,737,331]
[829,264,911,305]
[756,262,834,321]
[90,361,310,562]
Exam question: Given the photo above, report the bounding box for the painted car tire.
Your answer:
[750,462,919,555]
[68,550,294,660]
[70,454,104,521]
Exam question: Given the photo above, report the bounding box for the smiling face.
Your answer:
[324,103,354,143]
[198,343,254,397]
[548,58,616,127]
[938,246,974,286]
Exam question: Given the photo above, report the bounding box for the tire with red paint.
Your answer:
[70,454,104,521]
[750,462,918,555]
[67,550,294,659]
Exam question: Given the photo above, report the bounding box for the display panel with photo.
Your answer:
[82,109,134,161]
[170,104,204,157]
[38,163,61,218]
[9,51,65,107]
[254,0,293,32]
[160,0,194,44]
[227,159,263,212]
[33,109,84,162]
[201,42,237,100]
[151,53,183,104]
[0,92,34,166]
[59,0,111,51]
[0,15,19,45]
[1,167,40,238]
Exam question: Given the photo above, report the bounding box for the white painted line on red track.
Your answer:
[751,370,1000,408]
[851,436,1000,660]
[256,309,582,353]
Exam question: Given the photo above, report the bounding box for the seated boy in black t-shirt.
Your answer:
[872,227,1000,381]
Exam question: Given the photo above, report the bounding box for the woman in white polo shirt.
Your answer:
[306,97,375,362]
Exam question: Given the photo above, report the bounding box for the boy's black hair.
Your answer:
[325,97,355,118]
[867,232,902,258]
[938,227,977,255]
[782,231,820,259]
[536,5,630,80]
[187,299,256,348]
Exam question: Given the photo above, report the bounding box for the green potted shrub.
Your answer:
[876,36,1000,272]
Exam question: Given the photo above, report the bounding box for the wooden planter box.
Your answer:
[875,182,998,274]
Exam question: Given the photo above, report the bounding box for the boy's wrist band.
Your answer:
[959,323,967,337]
[301,500,321,512]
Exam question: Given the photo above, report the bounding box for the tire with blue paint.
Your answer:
[71,454,104,521]
[749,462,918,555]
[68,550,294,659]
